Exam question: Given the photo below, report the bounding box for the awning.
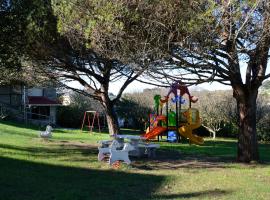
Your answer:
[27,96,62,106]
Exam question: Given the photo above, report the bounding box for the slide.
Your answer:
[179,121,204,145]
[143,126,167,140]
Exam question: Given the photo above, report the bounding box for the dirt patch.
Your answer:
[53,140,99,149]
[131,149,233,170]
[132,158,231,170]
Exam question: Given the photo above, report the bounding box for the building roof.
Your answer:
[27,96,62,106]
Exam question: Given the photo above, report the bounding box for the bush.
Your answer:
[57,106,83,128]
[257,112,270,142]
[57,92,104,128]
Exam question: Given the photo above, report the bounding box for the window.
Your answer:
[31,106,50,120]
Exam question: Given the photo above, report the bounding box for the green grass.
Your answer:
[0,121,270,200]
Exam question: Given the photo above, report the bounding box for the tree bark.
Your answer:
[105,103,120,135]
[234,87,259,163]
[100,90,120,136]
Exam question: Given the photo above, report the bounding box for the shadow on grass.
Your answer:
[119,128,143,135]
[153,189,233,199]
[0,156,164,200]
[132,148,235,171]
[56,127,109,134]
[0,156,233,200]
[0,120,45,138]
[0,120,41,131]
[132,139,270,170]
[0,141,99,162]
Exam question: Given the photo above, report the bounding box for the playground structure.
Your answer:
[143,81,204,145]
[81,111,101,133]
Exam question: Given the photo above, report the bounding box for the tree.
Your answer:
[0,0,23,83]
[0,0,57,84]
[153,1,270,162]
[30,0,190,135]
[1,0,192,135]
[196,91,231,139]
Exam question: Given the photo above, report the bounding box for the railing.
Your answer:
[27,112,54,125]
[0,102,53,125]
[0,102,24,120]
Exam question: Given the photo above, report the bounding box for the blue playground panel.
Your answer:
[167,131,178,142]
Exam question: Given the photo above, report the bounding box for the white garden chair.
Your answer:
[98,140,121,161]
[109,142,135,165]
[40,125,53,138]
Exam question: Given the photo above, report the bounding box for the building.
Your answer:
[0,85,62,125]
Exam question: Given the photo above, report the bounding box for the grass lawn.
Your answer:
[0,121,270,200]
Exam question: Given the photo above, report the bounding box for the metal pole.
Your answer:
[23,86,27,124]
[166,99,168,139]
[179,96,182,142]
[176,98,180,142]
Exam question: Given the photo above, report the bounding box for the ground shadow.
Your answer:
[0,141,99,162]
[131,139,270,170]
[131,148,235,170]
[119,129,143,135]
[0,156,164,200]
[0,120,42,131]
[152,189,232,199]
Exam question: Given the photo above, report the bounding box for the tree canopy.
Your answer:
[25,0,194,134]
[153,0,270,162]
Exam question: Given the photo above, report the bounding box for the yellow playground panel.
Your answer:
[179,108,204,145]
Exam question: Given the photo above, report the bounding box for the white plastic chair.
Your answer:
[40,125,53,138]
[98,140,120,161]
[109,143,135,165]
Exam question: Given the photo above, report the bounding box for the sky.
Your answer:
[67,62,270,95]
[108,61,270,95]
[108,79,231,95]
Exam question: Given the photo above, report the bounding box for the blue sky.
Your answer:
[67,62,270,95]
[109,62,270,94]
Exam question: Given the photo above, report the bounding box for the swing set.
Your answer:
[81,111,102,133]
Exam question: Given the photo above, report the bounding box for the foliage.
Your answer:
[51,0,192,62]
[0,0,57,84]
[116,94,153,130]
[195,90,235,138]
[256,94,270,141]
[31,0,194,135]
[261,80,270,94]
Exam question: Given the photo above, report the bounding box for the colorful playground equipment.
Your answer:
[142,81,204,145]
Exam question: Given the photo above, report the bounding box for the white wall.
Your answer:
[28,88,43,96]
[50,106,57,123]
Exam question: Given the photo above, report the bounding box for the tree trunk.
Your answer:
[234,88,259,163]
[100,92,120,135]
[202,125,216,139]
[105,104,120,135]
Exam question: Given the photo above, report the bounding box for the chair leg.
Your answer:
[109,154,115,165]
[98,153,105,161]
[123,155,131,164]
